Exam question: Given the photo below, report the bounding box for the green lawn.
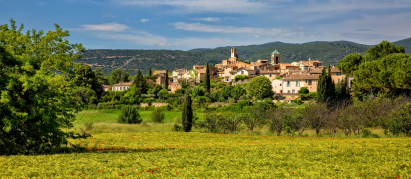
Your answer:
[74,109,183,124]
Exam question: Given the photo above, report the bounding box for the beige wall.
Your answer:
[304,79,318,92]
[282,80,305,94]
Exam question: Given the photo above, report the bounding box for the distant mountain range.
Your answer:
[77,37,411,76]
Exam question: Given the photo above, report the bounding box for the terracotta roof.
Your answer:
[229,70,237,73]
[178,71,186,75]
[281,64,299,67]
[304,74,320,80]
[218,71,224,74]
[195,69,206,73]
[224,76,229,78]
[330,68,341,73]
[102,85,111,88]
[112,80,134,86]
[153,70,167,75]
[259,70,280,74]
[282,74,307,80]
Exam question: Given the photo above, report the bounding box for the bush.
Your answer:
[300,94,309,100]
[172,123,182,131]
[118,105,142,124]
[151,108,165,123]
[275,95,285,100]
[292,98,303,105]
[308,92,317,99]
[158,89,169,100]
[298,87,309,95]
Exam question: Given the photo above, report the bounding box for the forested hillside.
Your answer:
[76,38,410,75]
[249,43,369,65]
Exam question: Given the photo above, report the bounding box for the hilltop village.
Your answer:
[110,47,349,98]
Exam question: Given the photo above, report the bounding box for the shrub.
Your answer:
[118,105,142,124]
[300,94,309,100]
[172,123,182,131]
[151,108,165,123]
[298,87,309,95]
[158,89,169,100]
[292,98,303,105]
[275,95,285,100]
[308,92,317,99]
[362,129,372,138]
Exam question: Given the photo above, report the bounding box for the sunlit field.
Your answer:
[1,132,410,178]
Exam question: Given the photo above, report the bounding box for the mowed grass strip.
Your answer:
[1,132,410,178]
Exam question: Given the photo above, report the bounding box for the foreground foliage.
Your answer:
[0,20,88,155]
[1,132,410,178]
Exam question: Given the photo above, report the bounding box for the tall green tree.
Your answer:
[148,67,152,76]
[212,60,216,67]
[326,62,336,101]
[335,76,350,101]
[94,67,109,85]
[317,62,336,103]
[0,20,89,155]
[337,54,363,77]
[316,67,328,103]
[182,93,193,132]
[165,69,169,90]
[110,68,130,85]
[205,60,211,93]
[246,76,274,100]
[69,63,102,98]
[364,40,405,62]
[133,69,148,95]
[353,53,411,97]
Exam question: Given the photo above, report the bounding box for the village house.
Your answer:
[111,80,133,91]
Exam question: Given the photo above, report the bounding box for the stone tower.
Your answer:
[271,50,280,64]
[229,47,238,62]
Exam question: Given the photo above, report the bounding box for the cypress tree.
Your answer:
[205,60,210,93]
[316,68,327,103]
[182,92,193,132]
[165,69,169,90]
[148,67,152,76]
[133,70,148,95]
[326,62,336,102]
[213,60,216,67]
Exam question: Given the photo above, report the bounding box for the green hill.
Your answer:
[249,43,369,65]
[392,37,411,54]
[76,38,411,75]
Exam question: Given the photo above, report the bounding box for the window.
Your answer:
[288,90,290,93]
[336,72,342,76]
[287,81,290,87]
[304,67,309,70]
[226,78,229,82]
[297,90,299,94]
[308,80,312,85]
[280,84,282,86]
[296,81,300,87]
[241,71,244,74]
[292,89,295,93]
[337,79,340,83]
[269,74,272,77]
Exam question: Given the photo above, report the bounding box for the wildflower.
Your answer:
[176,172,179,174]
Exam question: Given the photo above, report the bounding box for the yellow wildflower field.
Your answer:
[1,132,410,178]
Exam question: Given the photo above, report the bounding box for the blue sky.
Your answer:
[1,0,411,50]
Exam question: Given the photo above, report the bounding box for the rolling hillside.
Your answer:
[76,38,411,75]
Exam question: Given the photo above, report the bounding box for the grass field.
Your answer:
[1,132,410,178]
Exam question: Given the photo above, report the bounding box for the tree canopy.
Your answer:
[0,19,88,155]
[246,76,274,100]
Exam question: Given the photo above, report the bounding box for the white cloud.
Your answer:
[112,0,271,14]
[78,23,130,32]
[169,22,285,36]
[189,17,221,22]
[140,19,149,23]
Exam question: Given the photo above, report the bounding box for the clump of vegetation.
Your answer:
[151,108,165,123]
[118,105,142,124]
